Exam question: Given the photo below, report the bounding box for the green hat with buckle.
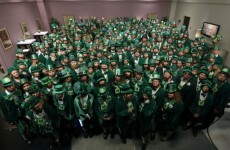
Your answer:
[152,73,162,81]
[1,76,14,87]
[31,54,38,60]
[79,83,88,95]
[61,67,72,78]
[101,58,110,65]
[53,84,66,95]
[79,66,88,77]
[28,84,40,94]
[41,76,52,86]
[167,83,177,93]
[120,83,133,94]
[149,59,156,67]
[115,68,122,76]
[96,72,106,83]
[46,64,55,71]
[143,86,152,97]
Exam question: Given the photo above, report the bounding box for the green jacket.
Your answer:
[74,94,94,121]
[53,93,75,120]
[190,91,213,120]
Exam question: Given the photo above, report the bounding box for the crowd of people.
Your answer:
[0,16,230,150]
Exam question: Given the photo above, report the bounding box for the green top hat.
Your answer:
[98,86,107,96]
[143,86,152,97]
[201,80,212,88]
[31,66,40,73]
[1,76,14,87]
[123,65,132,72]
[185,57,193,63]
[87,62,94,68]
[115,68,122,76]
[69,55,77,62]
[20,78,30,86]
[28,84,40,94]
[17,60,26,67]
[79,83,88,95]
[53,84,66,95]
[41,76,52,86]
[220,67,229,76]
[61,68,72,78]
[199,69,209,76]
[96,72,106,83]
[167,83,177,93]
[134,65,143,74]
[7,66,18,74]
[16,49,23,54]
[149,59,156,67]
[152,73,162,81]
[28,96,42,110]
[183,68,192,74]
[101,58,110,65]
[213,45,220,51]
[79,66,88,77]
[164,69,173,76]
[31,54,38,60]
[143,58,149,65]
[46,64,55,71]
[120,83,133,94]
[55,61,63,68]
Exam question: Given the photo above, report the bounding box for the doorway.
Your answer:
[183,16,190,30]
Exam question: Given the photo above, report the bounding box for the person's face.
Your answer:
[124,71,131,76]
[202,85,209,93]
[33,72,40,77]
[80,75,88,81]
[177,61,182,67]
[22,83,30,91]
[11,70,19,78]
[101,64,108,70]
[32,91,40,97]
[183,72,191,80]
[111,62,116,66]
[199,73,207,81]
[56,93,64,99]
[18,53,24,58]
[134,52,140,57]
[209,58,215,63]
[46,83,53,88]
[70,61,78,68]
[218,73,227,82]
[135,72,142,80]
[164,72,171,80]
[48,70,56,77]
[124,93,132,100]
[94,62,99,67]
[99,80,105,85]
[168,93,174,99]
[143,94,149,100]
[152,79,160,87]
[65,77,72,82]
[6,84,16,92]
[88,67,94,74]
[115,75,121,81]
[33,102,43,113]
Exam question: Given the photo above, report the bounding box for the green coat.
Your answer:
[162,99,184,130]
[139,98,156,136]
[95,94,115,125]
[115,94,137,130]
[53,93,75,120]
[212,80,230,115]
[131,77,148,99]
[30,103,60,136]
[190,91,213,120]
[74,94,94,121]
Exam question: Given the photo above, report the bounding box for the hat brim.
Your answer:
[121,89,133,94]
[53,89,66,95]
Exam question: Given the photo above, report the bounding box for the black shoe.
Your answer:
[183,125,191,131]
[192,128,198,137]
[141,143,146,150]
[103,133,108,140]
[121,137,126,144]
[83,132,88,138]
[24,139,32,145]
[110,133,115,139]
[150,133,155,141]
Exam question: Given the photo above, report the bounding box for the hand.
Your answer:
[145,99,150,104]
[128,108,133,113]
[193,113,199,118]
